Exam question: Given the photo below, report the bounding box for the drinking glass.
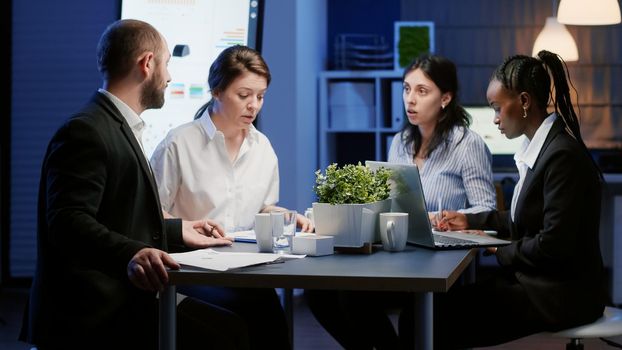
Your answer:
[271,210,297,254]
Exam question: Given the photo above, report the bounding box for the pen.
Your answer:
[436,196,443,228]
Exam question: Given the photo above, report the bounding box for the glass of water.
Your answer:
[271,210,297,254]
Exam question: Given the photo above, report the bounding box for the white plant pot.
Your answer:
[312,199,392,247]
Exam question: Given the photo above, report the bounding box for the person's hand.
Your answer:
[188,219,226,238]
[127,247,179,292]
[182,220,233,249]
[428,212,441,229]
[297,213,314,232]
[438,211,468,231]
[484,246,498,256]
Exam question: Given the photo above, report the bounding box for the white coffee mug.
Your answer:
[379,212,408,252]
[254,213,273,253]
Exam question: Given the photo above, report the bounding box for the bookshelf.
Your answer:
[318,70,405,169]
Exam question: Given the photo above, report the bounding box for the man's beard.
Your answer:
[140,73,165,110]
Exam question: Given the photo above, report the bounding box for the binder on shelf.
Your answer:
[391,81,405,129]
[385,134,395,158]
[329,82,375,129]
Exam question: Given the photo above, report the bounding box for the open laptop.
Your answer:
[366,160,511,249]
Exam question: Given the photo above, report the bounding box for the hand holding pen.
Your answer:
[438,211,468,231]
[435,196,444,229]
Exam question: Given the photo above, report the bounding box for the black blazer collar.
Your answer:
[513,118,567,219]
[92,91,163,215]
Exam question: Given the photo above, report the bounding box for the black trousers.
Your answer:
[177,296,250,350]
[24,293,254,350]
[179,286,291,350]
[307,269,548,350]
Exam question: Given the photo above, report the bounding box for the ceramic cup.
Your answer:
[254,213,273,253]
[379,212,408,252]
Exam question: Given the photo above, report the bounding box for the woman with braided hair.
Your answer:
[432,50,608,349]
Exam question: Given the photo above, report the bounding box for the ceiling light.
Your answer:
[558,0,621,25]
[532,17,579,61]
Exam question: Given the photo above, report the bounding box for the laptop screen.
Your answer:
[366,160,511,249]
[366,161,436,246]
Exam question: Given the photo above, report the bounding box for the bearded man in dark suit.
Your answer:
[22,19,235,349]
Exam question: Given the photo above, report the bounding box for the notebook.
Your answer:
[365,160,511,249]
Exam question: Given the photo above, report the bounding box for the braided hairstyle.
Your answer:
[493,50,586,147]
[493,50,601,177]
[400,54,470,158]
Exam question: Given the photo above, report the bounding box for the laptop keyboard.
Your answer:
[433,233,479,247]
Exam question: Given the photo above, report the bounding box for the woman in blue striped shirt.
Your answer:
[389,54,496,216]
[307,55,497,350]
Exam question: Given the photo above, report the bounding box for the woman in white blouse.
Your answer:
[151,48,311,233]
[151,45,309,350]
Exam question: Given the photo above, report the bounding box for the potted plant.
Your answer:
[313,163,392,248]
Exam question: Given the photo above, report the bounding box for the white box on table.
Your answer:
[292,234,334,256]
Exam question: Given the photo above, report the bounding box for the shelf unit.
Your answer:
[318,70,405,170]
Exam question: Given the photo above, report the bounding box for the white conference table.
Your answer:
[159,243,477,350]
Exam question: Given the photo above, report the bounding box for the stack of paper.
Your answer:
[170,249,280,271]
[170,249,305,272]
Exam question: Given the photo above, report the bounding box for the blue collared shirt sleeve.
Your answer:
[388,127,496,213]
[455,129,496,214]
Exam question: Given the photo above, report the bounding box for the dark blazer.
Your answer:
[24,92,185,349]
[467,117,607,329]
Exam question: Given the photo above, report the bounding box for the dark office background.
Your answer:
[2,0,622,285]
[1,0,12,285]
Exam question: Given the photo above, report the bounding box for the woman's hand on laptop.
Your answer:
[428,212,440,229]
[438,211,468,231]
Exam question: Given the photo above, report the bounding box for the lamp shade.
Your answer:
[558,0,621,25]
[532,17,579,61]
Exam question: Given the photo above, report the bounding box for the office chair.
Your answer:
[551,306,622,349]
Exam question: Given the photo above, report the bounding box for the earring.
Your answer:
[522,107,528,119]
[441,104,446,110]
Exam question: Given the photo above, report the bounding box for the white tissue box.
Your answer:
[292,234,334,256]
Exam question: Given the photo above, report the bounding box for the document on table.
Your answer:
[170,249,305,272]
[226,230,257,243]
[226,230,315,243]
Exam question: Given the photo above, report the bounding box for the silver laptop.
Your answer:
[366,161,511,249]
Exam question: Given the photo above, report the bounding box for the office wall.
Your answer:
[10,0,116,278]
[1,0,12,283]
[400,0,622,149]
[260,0,327,212]
[327,0,400,69]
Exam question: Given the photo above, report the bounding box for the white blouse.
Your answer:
[511,113,556,221]
[150,111,279,232]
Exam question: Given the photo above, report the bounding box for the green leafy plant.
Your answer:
[398,25,431,68]
[314,163,392,205]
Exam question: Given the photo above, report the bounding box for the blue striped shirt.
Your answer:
[388,126,496,213]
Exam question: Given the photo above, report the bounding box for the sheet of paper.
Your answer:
[170,249,281,271]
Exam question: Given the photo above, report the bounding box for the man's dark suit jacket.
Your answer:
[24,92,185,349]
[467,117,607,329]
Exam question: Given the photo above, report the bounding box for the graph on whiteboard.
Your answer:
[121,0,256,157]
